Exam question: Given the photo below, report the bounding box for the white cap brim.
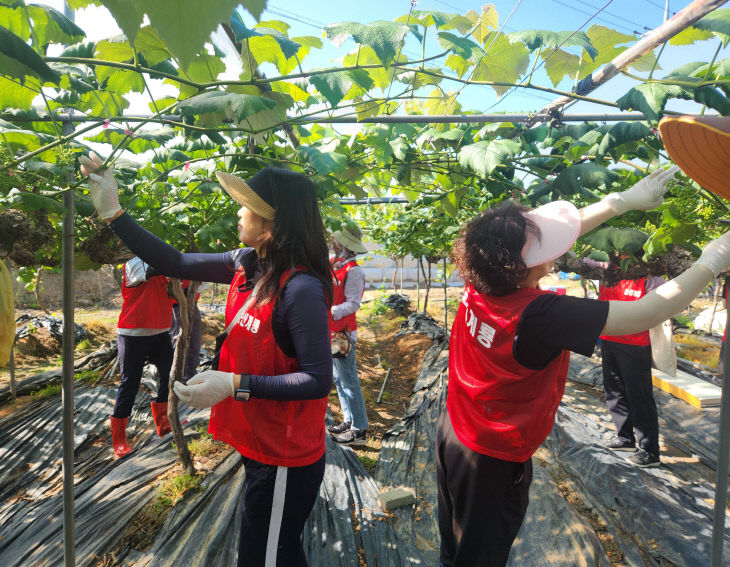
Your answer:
[522,201,581,268]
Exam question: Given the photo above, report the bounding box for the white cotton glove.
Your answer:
[602,165,680,215]
[79,151,122,220]
[173,370,235,409]
[695,231,730,278]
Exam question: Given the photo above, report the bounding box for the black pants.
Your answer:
[113,332,173,418]
[436,410,532,567]
[238,452,325,567]
[601,340,659,455]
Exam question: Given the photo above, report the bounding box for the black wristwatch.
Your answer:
[234,374,252,402]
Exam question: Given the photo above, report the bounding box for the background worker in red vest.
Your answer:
[169,279,203,383]
[111,256,174,458]
[437,165,730,567]
[327,222,368,445]
[82,152,333,567]
[599,272,665,467]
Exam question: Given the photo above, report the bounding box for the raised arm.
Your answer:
[579,166,679,236]
[603,231,730,336]
[80,152,239,284]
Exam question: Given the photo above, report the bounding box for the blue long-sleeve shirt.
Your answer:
[109,213,332,401]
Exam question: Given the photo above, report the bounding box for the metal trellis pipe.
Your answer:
[711,284,730,566]
[60,118,76,567]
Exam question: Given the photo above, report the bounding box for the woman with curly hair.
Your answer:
[437,165,730,567]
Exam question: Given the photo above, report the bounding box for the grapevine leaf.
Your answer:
[298,146,347,175]
[175,91,276,124]
[437,32,483,60]
[543,49,580,87]
[508,29,597,60]
[691,8,730,48]
[465,5,499,44]
[0,26,59,84]
[6,188,65,215]
[471,32,529,97]
[616,82,686,125]
[324,21,411,69]
[670,26,714,46]
[458,139,521,178]
[27,4,85,47]
[585,227,648,254]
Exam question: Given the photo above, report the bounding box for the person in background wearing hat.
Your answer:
[438,165,730,567]
[111,256,174,458]
[81,152,333,567]
[327,222,369,445]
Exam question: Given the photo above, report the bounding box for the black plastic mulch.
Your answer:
[2,320,730,566]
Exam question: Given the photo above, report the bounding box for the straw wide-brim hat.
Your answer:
[658,115,730,200]
[215,170,276,220]
[522,200,581,268]
[333,226,367,254]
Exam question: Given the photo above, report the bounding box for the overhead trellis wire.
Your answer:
[1,111,657,126]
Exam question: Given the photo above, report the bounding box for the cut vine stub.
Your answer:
[659,115,730,201]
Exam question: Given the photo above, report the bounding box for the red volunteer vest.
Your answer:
[599,278,650,346]
[118,267,172,329]
[330,259,361,333]
[447,284,571,462]
[210,269,327,467]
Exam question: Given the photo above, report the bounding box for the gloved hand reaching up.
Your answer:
[173,370,235,409]
[79,152,122,220]
[602,165,681,215]
[695,230,730,278]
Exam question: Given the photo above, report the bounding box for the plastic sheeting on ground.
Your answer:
[2,319,730,566]
[15,313,87,343]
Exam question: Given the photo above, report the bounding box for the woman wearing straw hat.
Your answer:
[438,166,730,567]
[80,154,333,567]
[327,222,369,445]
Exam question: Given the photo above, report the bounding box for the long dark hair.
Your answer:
[249,168,333,308]
[451,203,540,297]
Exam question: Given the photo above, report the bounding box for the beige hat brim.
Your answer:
[658,115,730,200]
[334,230,367,254]
[522,201,581,268]
[215,171,275,220]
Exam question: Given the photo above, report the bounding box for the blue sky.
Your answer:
[41,0,725,118]
[242,0,722,115]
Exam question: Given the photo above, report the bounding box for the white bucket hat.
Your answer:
[521,201,581,268]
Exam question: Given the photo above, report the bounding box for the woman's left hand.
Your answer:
[173,370,235,409]
[603,165,680,215]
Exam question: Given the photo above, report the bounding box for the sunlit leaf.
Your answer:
[471,32,529,97]
[465,5,499,44]
[508,29,597,60]
[325,21,411,69]
[27,4,85,47]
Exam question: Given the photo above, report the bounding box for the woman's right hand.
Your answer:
[79,152,122,220]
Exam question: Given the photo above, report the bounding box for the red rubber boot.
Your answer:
[150,401,172,437]
[110,416,133,458]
